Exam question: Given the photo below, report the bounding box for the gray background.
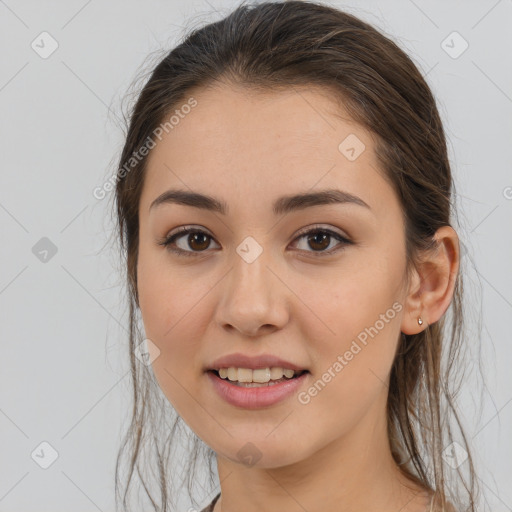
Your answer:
[0,0,511,510]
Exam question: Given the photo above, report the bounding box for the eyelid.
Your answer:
[158,223,353,257]
[293,223,349,239]
[158,225,219,256]
[289,224,352,256]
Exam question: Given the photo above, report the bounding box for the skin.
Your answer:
[136,83,459,512]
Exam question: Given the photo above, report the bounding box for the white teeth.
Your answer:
[217,367,301,383]
[227,367,237,381]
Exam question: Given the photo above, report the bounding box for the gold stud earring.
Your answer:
[418,317,423,325]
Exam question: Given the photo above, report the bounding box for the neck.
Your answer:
[213,392,430,512]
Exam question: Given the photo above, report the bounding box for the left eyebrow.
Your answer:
[149,188,372,216]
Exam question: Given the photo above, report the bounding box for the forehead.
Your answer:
[141,83,394,217]
[152,82,364,157]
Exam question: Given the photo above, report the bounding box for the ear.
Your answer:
[401,226,460,335]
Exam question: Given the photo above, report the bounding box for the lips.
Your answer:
[206,352,308,372]
[207,369,310,409]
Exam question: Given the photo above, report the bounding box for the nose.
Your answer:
[214,247,290,337]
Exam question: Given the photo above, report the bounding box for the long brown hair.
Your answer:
[110,1,482,510]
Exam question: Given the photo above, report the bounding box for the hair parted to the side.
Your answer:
[110,1,483,511]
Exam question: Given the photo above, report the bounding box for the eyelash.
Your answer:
[157,225,353,258]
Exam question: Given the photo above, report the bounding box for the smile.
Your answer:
[207,369,310,409]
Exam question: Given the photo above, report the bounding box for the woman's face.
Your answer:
[137,83,410,468]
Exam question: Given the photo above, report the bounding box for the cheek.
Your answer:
[137,246,197,338]
[136,251,212,417]
[138,265,199,367]
[305,264,400,341]
[299,269,401,421]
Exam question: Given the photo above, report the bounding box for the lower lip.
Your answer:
[206,370,309,409]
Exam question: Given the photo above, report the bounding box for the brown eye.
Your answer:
[292,226,352,256]
[158,227,220,257]
[186,232,211,251]
[158,225,352,258]
[306,232,331,251]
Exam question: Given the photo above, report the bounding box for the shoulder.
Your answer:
[199,492,221,512]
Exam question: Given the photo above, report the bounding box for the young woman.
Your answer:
[112,2,481,511]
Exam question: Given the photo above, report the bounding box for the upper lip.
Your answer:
[206,353,308,372]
